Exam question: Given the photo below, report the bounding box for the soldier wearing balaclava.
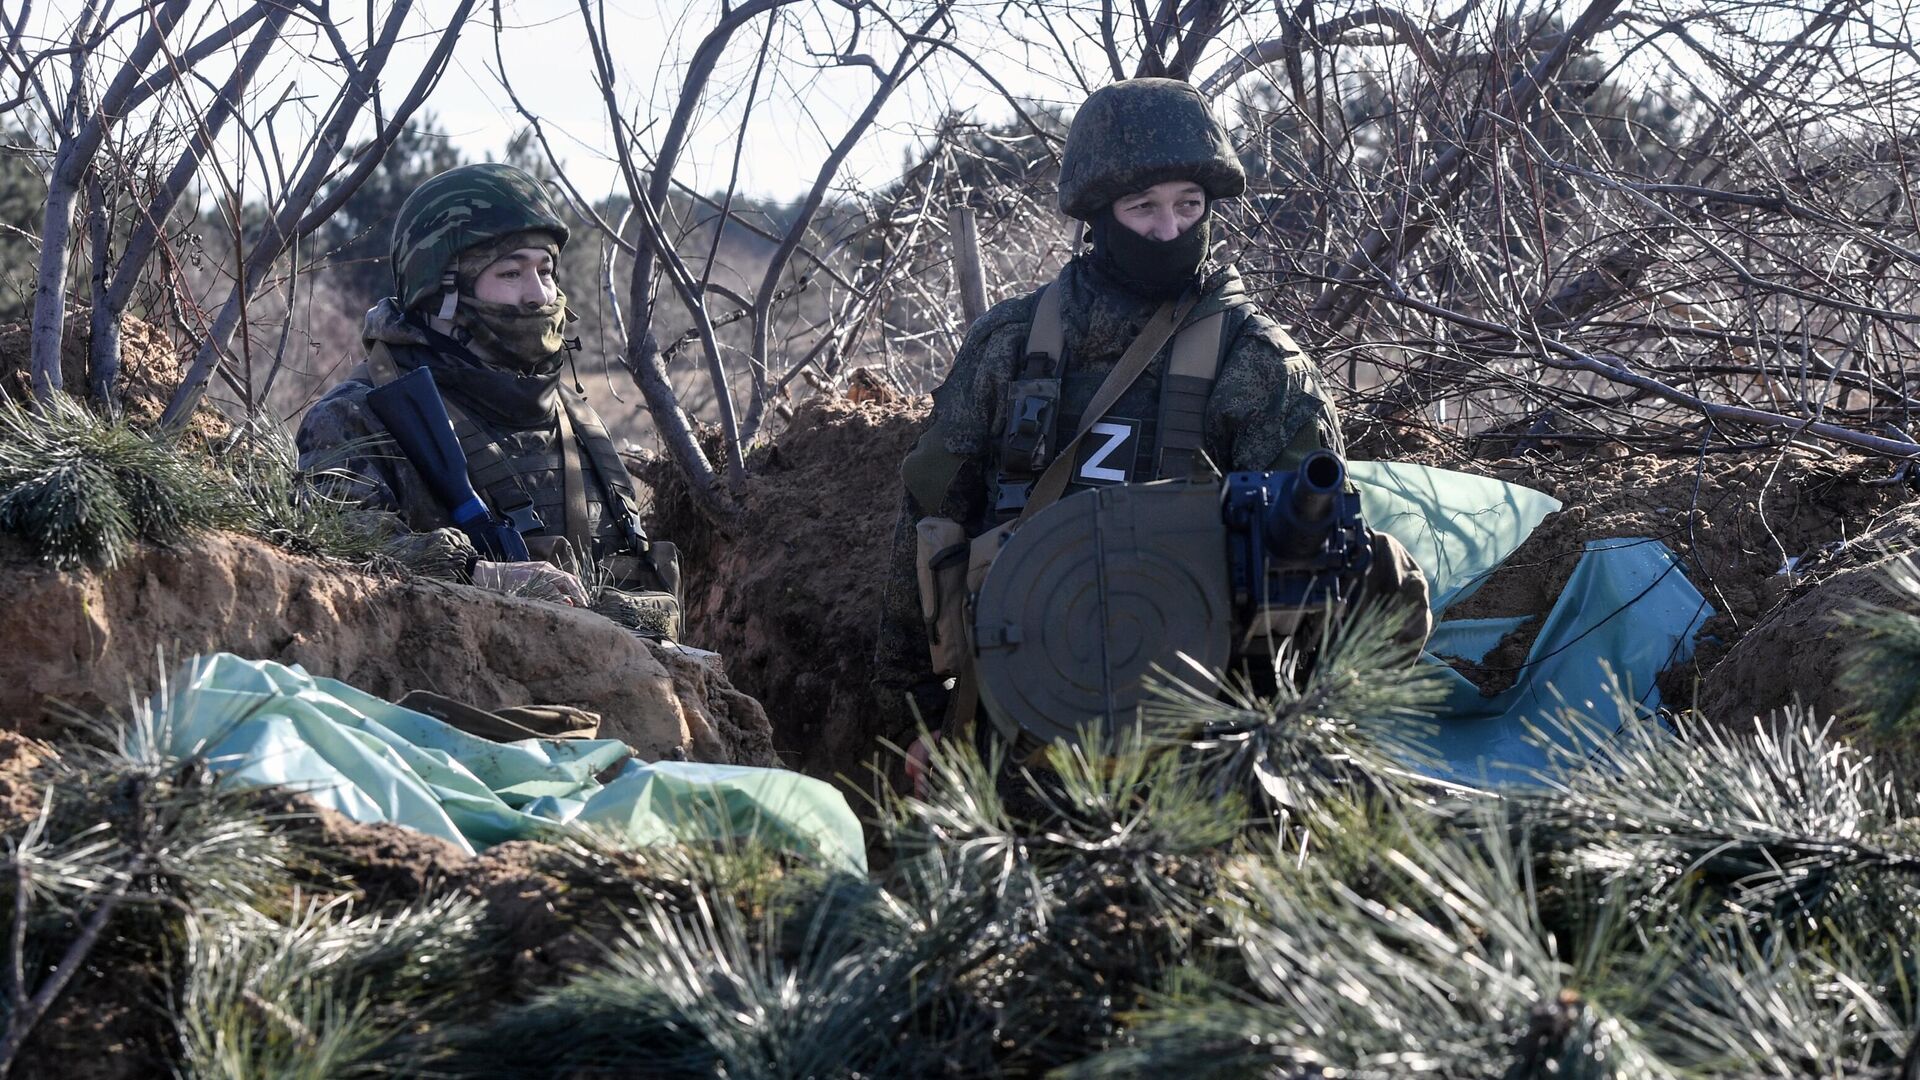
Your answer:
[297,163,681,638]
[875,79,1431,762]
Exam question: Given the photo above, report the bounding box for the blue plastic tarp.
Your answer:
[148,654,867,874]
[1419,538,1713,786]
[1346,463,1713,786]
[1350,460,1563,615]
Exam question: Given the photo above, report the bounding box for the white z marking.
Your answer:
[1079,421,1133,483]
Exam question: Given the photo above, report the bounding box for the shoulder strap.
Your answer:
[1017,291,1199,523]
[1154,311,1227,480]
[1020,280,1067,379]
[554,404,595,563]
[562,391,651,550]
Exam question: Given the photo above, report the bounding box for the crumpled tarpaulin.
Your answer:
[1350,463,1713,786]
[149,654,866,874]
[1350,460,1563,614]
[1419,538,1713,786]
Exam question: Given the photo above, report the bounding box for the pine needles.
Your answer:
[4,579,1920,1076]
[212,420,393,565]
[0,396,393,570]
[0,396,222,567]
[175,894,489,1079]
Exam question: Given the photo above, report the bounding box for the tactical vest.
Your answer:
[986,280,1228,521]
[363,342,650,570]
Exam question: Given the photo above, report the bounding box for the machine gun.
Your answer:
[1222,449,1373,647]
[970,451,1374,746]
[364,366,531,562]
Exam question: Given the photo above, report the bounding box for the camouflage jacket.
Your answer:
[296,299,631,565]
[873,256,1344,720]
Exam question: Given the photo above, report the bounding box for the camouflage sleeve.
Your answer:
[295,376,408,514]
[899,293,1037,522]
[871,496,935,725]
[873,296,1037,740]
[1207,312,1346,472]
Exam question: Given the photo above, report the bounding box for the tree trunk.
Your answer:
[950,206,989,324]
[94,0,291,399]
[84,169,116,410]
[26,0,189,405]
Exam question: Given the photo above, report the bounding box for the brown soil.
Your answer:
[0,531,776,765]
[1693,501,1920,726]
[1385,440,1910,702]
[648,395,928,785]
[0,729,50,821]
[0,313,230,441]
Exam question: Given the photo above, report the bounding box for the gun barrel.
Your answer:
[1289,449,1343,523]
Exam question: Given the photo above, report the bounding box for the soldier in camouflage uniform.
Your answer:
[297,162,681,635]
[877,79,1430,760]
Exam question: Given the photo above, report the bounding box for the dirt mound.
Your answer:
[649,396,927,783]
[0,532,776,765]
[1398,444,1911,702]
[1692,502,1920,726]
[0,313,228,439]
[1413,443,1904,699]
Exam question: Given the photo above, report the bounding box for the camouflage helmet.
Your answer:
[390,163,570,311]
[1057,78,1246,221]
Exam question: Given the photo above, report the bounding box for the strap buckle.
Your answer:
[497,495,546,535]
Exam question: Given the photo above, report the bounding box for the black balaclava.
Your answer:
[1089,201,1212,300]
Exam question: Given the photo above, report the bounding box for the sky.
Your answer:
[310,0,1100,202]
[13,0,1875,207]
[5,0,1402,202]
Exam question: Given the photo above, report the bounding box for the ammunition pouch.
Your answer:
[913,515,1018,685]
[966,520,1017,597]
[914,517,971,677]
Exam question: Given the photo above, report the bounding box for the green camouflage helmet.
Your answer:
[1057,78,1246,221]
[390,163,570,311]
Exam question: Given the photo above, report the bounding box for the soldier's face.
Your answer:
[473,247,559,307]
[1111,181,1207,241]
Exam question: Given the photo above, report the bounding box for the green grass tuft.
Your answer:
[0,396,223,568]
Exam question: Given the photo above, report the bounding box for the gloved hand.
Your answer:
[471,560,593,607]
[384,526,476,581]
[1364,531,1433,649]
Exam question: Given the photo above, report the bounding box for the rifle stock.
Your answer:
[365,366,531,562]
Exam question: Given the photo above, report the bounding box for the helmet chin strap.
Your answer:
[434,270,460,321]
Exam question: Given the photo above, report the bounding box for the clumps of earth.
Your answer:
[0,316,230,441]
[1402,437,1908,715]
[644,394,929,787]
